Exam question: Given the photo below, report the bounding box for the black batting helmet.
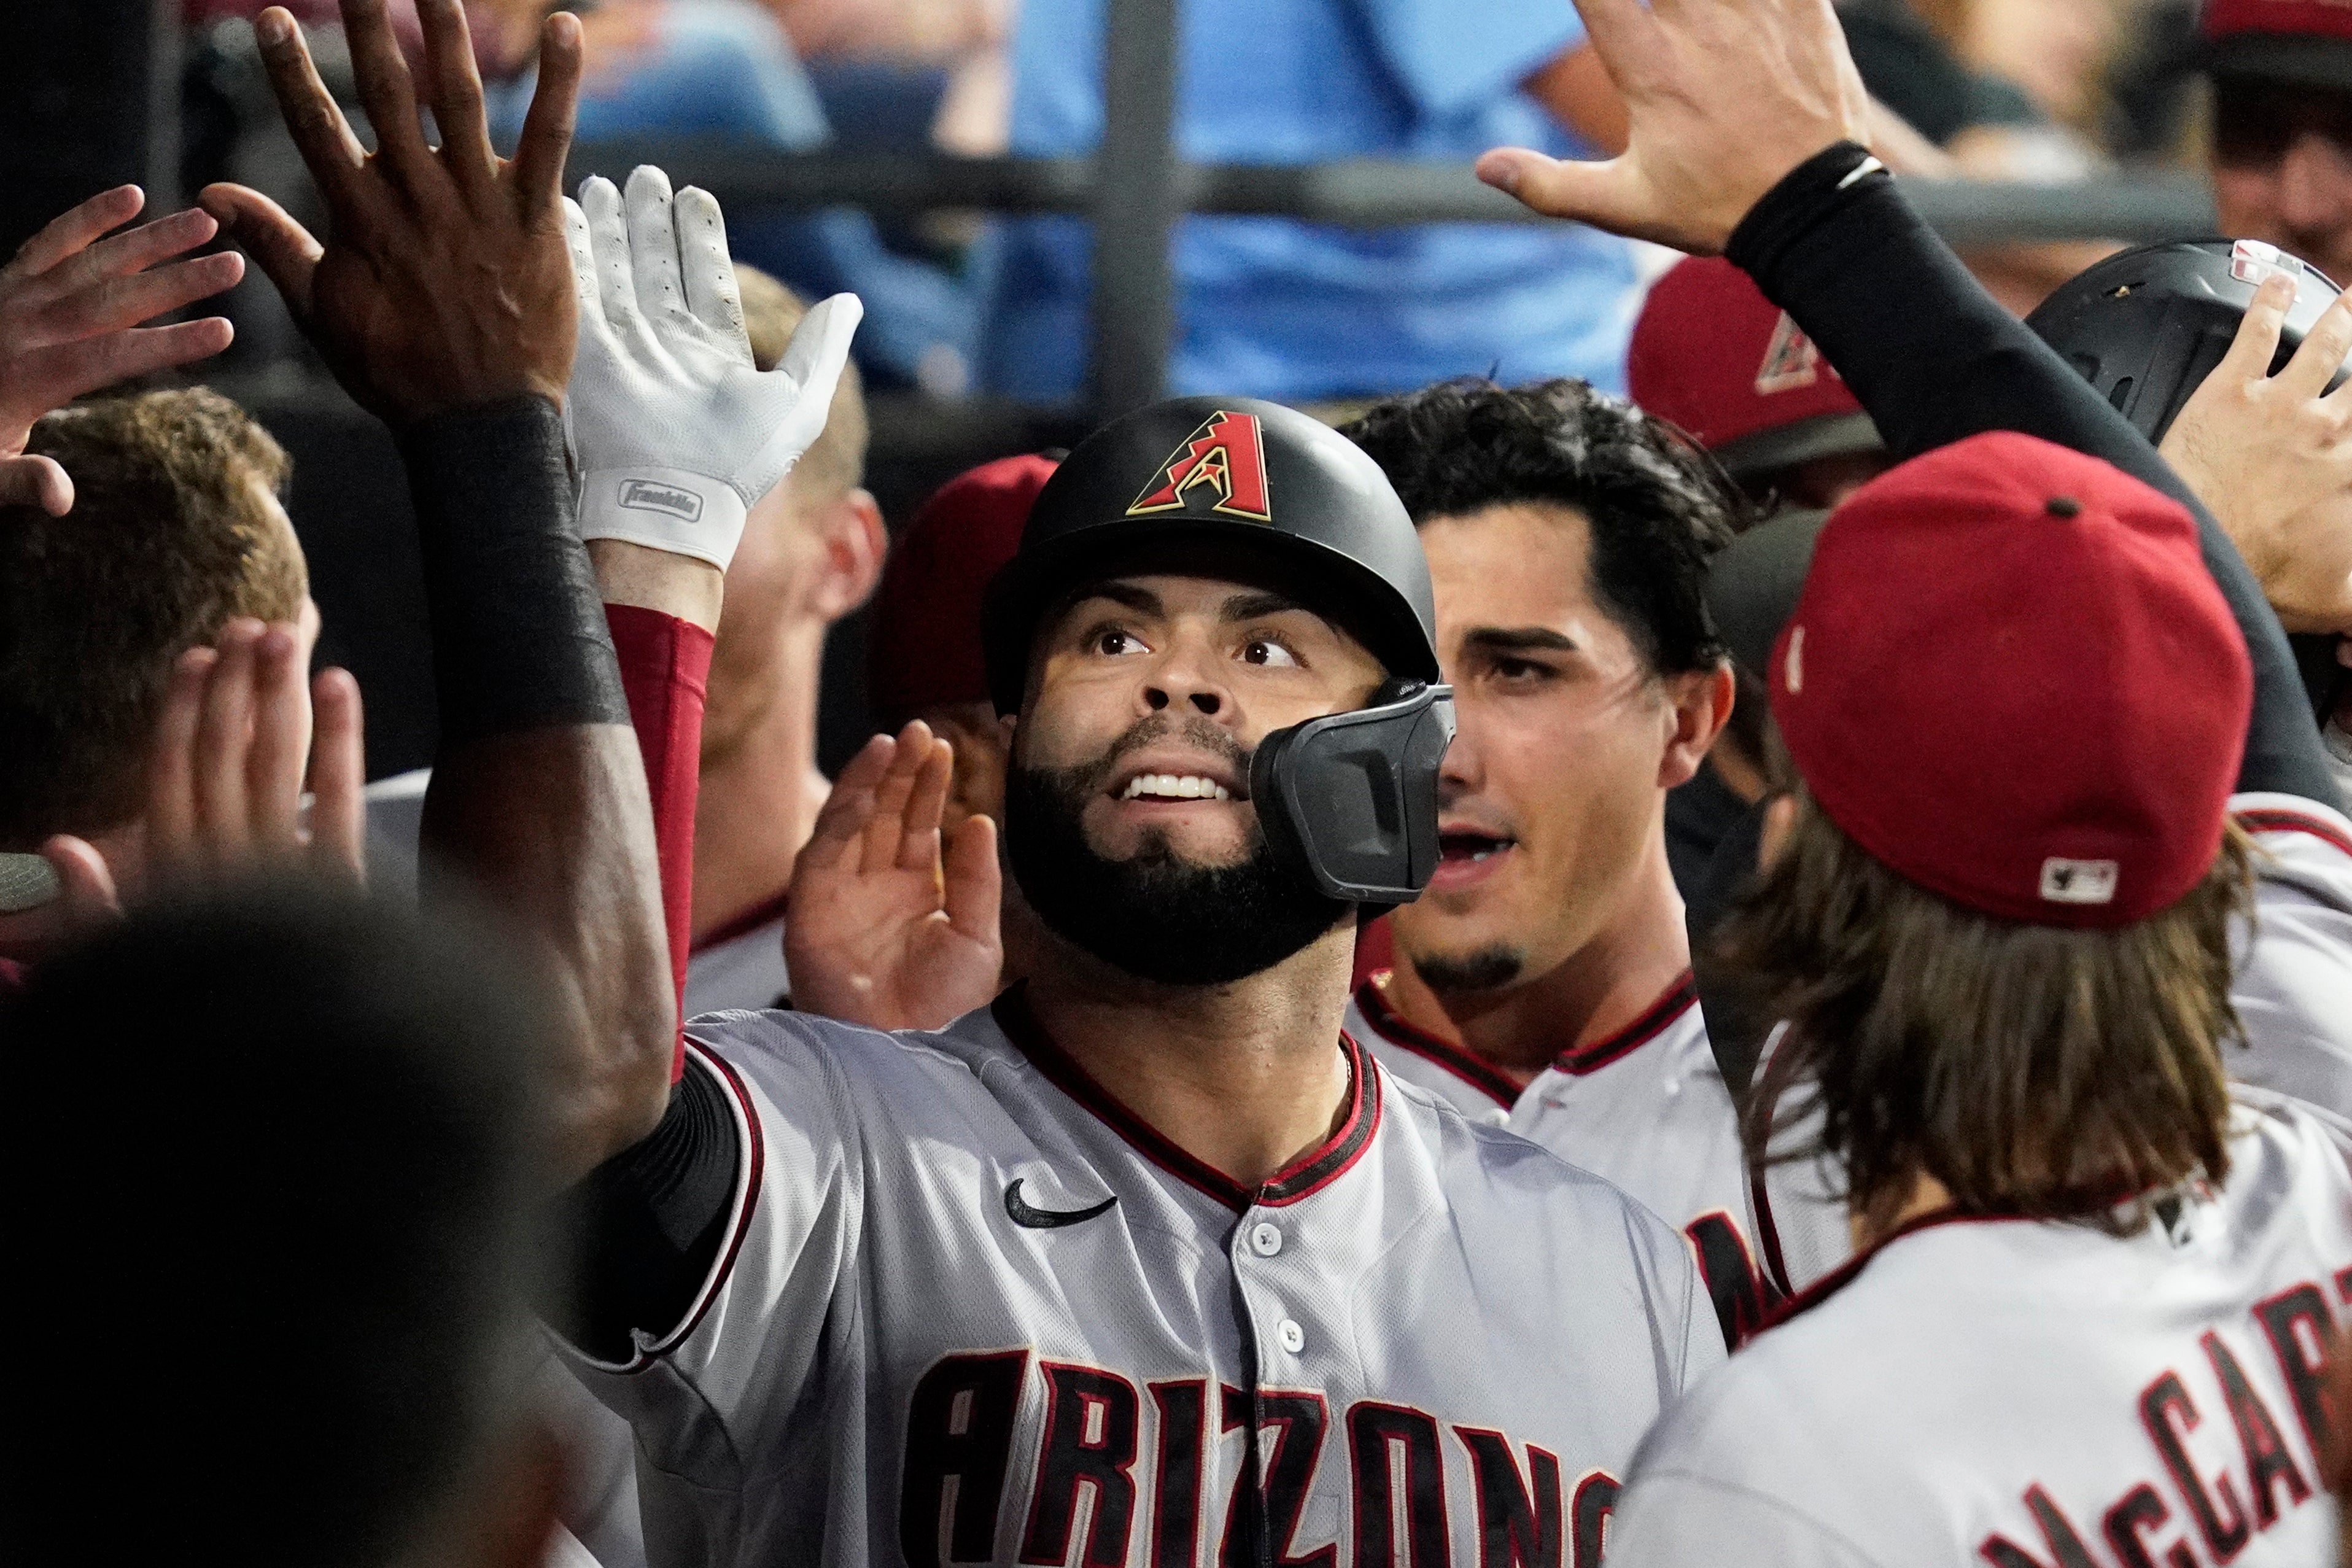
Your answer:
[979,394,1454,906]
[2025,238,2346,444]
[980,396,1439,716]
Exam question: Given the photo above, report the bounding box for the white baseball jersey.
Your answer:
[563,993,1723,1568]
[363,769,793,1014]
[685,896,793,1015]
[1346,970,1772,1348]
[1609,1087,2352,1568]
[1752,792,2352,1297]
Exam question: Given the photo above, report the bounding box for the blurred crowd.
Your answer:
[12,1,2352,1567]
[169,0,2343,409]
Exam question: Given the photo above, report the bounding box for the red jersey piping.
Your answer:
[1758,1207,2044,1334]
[1553,971,1701,1076]
[1351,971,1521,1109]
[592,1041,768,1373]
[691,887,793,957]
[991,987,1383,1213]
[2235,807,2352,863]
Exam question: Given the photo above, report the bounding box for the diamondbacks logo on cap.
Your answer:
[1127,411,1273,522]
[1756,314,1827,395]
[620,478,705,524]
[2040,856,2120,906]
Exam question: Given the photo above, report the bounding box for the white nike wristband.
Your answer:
[574,464,755,571]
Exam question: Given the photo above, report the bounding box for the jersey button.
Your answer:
[1249,1222,1283,1256]
[1277,1318,1306,1354]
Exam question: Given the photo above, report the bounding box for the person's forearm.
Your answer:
[1727,145,2342,810]
[406,397,678,1179]
[598,580,716,1067]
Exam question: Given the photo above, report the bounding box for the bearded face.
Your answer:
[1005,712,1349,987]
[1006,573,1384,987]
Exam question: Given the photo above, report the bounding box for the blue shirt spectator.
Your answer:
[979,0,1640,405]
[486,0,973,390]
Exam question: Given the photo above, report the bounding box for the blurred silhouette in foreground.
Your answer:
[0,891,564,1568]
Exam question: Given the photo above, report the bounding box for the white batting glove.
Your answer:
[564,166,863,570]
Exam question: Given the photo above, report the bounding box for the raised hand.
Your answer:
[0,187,246,511]
[785,722,1004,1031]
[565,166,861,570]
[0,621,365,964]
[198,0,584,425]
[2159,274,2352,635]
[146,619,368,889]
[1473,0,1873,255]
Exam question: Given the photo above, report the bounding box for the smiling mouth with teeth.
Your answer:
[1120,774,1233,802]
[1439,831,1514,864]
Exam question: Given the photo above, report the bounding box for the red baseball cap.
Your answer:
[868,454,1059,728]
[2202,0,2352,90]
[1628,257,1882,483]
[1771,432,2250,929]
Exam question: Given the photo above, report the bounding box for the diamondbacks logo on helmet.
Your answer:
[1756,314,1829,395]
[1127,410,1273,521]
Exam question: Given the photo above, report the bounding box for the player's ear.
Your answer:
[808,488,886,623]
[1659,662,1736,791]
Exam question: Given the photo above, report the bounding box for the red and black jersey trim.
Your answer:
[1553,970,1701,1077]
[2235,807,2352,863]
[592,1041,769,1374]
[1351,972,1521,1109]
[690,887,794,957]
[992,987,1383,1213]
[1758,1207,2038,1335]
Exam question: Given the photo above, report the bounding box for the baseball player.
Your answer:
[1332,379,1772,1348]
[221,23,1732,1550]
[1747,238,2352,1297]
[556,392,1722,1568]
[1480,0,2352,1559]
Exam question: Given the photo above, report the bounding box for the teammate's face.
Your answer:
[2213,80,2352,291]
[1015,573,1386,869]
[1393,505,1725,992]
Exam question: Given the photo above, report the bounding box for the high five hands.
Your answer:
[0,187,246,514]
[785,724,1004,1032]
[200,0,584,425]
[1473,0,1872,254]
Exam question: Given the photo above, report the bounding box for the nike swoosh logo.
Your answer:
[1004,1178,1119,1230]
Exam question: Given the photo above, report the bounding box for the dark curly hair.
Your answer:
[1340,378,1745,676]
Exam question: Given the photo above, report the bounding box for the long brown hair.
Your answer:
[1725,791,2253,1241]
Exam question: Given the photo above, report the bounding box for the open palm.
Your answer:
[785,723,1004,1031]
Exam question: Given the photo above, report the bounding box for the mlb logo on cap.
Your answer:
[2040,858,2121,906]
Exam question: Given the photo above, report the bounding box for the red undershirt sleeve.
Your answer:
[603,603,714,1082]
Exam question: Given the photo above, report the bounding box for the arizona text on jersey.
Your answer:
[561,992,1724,1567]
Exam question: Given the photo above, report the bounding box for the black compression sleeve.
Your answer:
[546,1055,742,1363]
[398,396,629,743]
[1726,143,2343,810]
